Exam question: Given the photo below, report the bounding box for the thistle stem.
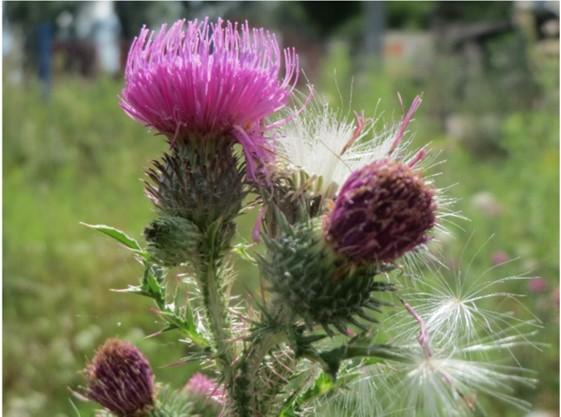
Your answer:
[233,307,292,417]
[196,234,235,384]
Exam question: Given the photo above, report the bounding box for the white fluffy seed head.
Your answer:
[274,93,416,196]
[314,252,538,417]
[395,337,537,417]
[388,255,542,350]
[315,335,537,417]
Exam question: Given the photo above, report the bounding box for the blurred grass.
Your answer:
[3,45,558,417]
[4,77,191,416]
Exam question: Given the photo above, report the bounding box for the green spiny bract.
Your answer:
[261,221,394,334]
[259,170,332,239]
[94,385,195,417]
[144,215,201,267]
[145,139,245,231]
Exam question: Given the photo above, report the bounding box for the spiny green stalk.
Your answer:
[256,348,298,417]
[233,330,288,417]
[196,230,236,385]
[232,306,295,417]
[145,138,244,391]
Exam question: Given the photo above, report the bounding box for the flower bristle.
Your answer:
[85,339,155,417]
[324,159,437,264]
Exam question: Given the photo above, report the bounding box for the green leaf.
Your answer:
[278,372,335,417]
[158,309,209,348]
[110,285,143,294]
[141,262,166,306]
[81,222,147,258]
[301,372,334,401]
[232,242,257,264]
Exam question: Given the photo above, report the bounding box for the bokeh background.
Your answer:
[3,1,559,416]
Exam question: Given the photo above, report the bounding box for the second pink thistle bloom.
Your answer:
[121,18,300,175]
[528,277,548,294]
[185,372,227,405]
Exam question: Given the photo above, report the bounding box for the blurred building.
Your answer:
[74,1,121,75]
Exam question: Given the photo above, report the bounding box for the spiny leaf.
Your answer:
[278,372,334,417]
[110,285,143,294]
[232,242,257,264]
[81,222,148,258]
[157,305,210,348]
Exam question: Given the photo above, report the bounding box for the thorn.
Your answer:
[389,95,423,156]
[357,309,378,322]
[322,323,335,337]
[347,317,368,332]
[400,297,432,358]
[408,148,427,168]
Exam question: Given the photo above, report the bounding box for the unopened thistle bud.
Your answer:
[145,142,245,231]
[262,221,393,333]
[144,215,201,267]
[324,160,436,264]
[84,339,155,417]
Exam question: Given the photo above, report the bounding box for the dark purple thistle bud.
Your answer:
[324,160,437,264]
[85,339,155,417]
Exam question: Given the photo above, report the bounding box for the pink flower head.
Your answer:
[528,277,548,294]
[491,250,509,266]
[185,372,227,405]
[121,18,300,177]
[85,339,155,416]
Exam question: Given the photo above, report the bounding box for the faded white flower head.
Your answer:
[274,93,425,195]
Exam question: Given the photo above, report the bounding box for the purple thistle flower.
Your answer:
[120,18,300,177]
[324,160,437,264]
[185,372,227,405]
[85,339,155,416]
[491,250,509,265]
[528,277,548,294]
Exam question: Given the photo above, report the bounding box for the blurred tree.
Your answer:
[115,1,188,38]
[432,1,513,23]
[4,2,79,77]
[4,1,79,28]
[386,1,434,29]
[299,1,362,35]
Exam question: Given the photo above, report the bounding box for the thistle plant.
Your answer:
[78,18,537,417]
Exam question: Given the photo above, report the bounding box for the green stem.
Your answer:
[233,306,293,417]
[197,249,235,383]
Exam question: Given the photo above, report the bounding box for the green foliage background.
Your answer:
[3,18,559,417]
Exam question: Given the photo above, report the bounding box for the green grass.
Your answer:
[4,77,186,416]
[3,54,558,417]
